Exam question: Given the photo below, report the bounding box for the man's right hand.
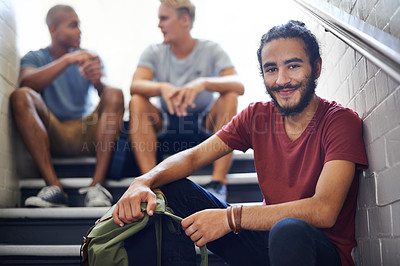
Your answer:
[160,83,179,115]
[64,50,104,86]
[112,178,157,227]
[65,50,99,67]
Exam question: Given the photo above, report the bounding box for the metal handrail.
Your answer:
[292,0,400,84]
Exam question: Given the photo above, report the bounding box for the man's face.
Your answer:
[158,3,184,44]
[261,38,320,117]
[52,11,81,49]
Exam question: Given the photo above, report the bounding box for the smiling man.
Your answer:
[11,5,124,208]
[114,21,368,266]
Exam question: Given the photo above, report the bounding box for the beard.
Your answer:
[265,72,318,117]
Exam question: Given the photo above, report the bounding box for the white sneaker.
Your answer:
[79,183,113,207]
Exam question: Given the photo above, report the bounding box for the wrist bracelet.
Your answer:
[232,205,243,234]
[227,206,235,232]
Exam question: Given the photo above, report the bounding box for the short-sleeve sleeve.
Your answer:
[137,45,157,72]
[323,109,368,170]
[216,105,253,152]
[211,43,234,75]
[20,51,41,69]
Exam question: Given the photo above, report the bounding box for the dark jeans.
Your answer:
[125,179,342,266]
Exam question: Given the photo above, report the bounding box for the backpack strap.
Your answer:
[155,218,162,266]
[162,208,209,266]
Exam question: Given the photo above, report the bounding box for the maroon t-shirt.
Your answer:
[216,98,368,266]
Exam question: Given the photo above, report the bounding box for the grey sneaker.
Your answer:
[202,181,227,202]
[25,185,69,207]
[79,183,113,207]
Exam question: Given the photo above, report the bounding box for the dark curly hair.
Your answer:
[257,20,321,75]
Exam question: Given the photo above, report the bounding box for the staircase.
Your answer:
[0,135,260,265]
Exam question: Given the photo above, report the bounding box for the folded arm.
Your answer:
[191,67,245,95]
[19,50,106,93]
[130,66,169,97]
[130,66,244,116]
[130,66,179,114]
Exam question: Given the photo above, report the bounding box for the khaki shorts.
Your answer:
[48,109,99,157]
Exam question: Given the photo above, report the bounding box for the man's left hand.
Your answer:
[181,208,231,247]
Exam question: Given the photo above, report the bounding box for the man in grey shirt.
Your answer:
[129,0,244,201]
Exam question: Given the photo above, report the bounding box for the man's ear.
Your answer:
[180,13,191,29]
[48,25,57,35]
[314,57,322,78]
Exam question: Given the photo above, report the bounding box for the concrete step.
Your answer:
[0,245,81,266]
[0,244,228,266]
[0,207,106,245]
[20,173,263,207]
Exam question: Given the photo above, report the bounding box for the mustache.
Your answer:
[268,83,302,92]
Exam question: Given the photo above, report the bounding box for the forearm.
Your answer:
[136,149,197,189]
[20,55,71,92]
[241,197,336,231]
[151,144,217,189]
[130,80,167,97]
[203,75,244,95]
[140,136,230,189]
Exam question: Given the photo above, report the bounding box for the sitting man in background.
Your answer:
[114,20,368,266]
[11,5,124,207]
[129,0,244,201]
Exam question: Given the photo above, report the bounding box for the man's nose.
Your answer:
[276,69,291,86]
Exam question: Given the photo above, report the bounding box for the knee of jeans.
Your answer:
[269,218,310,245]
[159,179,199,216]
[160,179,194,198]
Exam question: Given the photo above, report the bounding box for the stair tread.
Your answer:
[0,207,109,219]
[51,152,254,165]
[20,172,258,189]
[0,244,80,256]
[0,244,216,256]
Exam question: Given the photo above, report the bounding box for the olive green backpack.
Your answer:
[80,191,208,266]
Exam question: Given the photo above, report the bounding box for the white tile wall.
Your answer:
[321,0,400,265]
[0,0,20,207]
[381,238,400,265]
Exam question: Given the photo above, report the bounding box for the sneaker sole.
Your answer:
[25,197,68,208]
[85,200,112,207]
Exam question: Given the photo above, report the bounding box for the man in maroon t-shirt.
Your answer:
[112,21,368,266]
